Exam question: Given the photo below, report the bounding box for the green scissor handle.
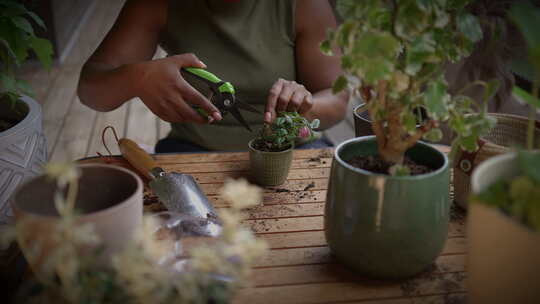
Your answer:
[182,67,235,94]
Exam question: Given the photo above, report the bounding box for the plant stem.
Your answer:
[66,178,79,214]
[527,80,539,150]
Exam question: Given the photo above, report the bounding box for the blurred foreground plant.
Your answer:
[3,163,267,304]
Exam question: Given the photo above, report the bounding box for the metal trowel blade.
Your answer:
[149,172,219,220]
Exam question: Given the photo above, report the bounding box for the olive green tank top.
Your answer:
[160,0,296,151]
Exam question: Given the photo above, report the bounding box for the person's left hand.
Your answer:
[265,78,314,123]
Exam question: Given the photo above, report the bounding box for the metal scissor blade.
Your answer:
[229,107,253,132]
[235,99,262,114]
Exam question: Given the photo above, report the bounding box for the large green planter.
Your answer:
[324,136,450,279]
[248,139,293,186]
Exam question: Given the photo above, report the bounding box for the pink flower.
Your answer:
[298,126,311,138]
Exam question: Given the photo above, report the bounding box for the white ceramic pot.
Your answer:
[0,96,47,224]
[12,164,143,279]
[469,152,540,304]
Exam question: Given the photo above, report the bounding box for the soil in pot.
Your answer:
[0,97,29,132]
[347,155,434,175]
[250,139,292,152]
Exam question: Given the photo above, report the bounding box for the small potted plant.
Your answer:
[468,2,540,302]
[248,112,319,186]
[321,0,493,278]
[0,0,53,224]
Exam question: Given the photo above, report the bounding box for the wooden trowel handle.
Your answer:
[118,138,158,179]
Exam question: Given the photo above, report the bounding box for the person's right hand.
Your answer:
[132,53,222,123]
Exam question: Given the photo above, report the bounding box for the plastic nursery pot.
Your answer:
[0,95,47,225]
[12,164,143,278]
[468,153,540,304]
[248,139,293,186]
[353,103,373,138]
[353,104,429,139]
[454,113,540,210]
[324,136,450,279]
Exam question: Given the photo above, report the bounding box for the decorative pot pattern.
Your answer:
[248,139,293,186]
[469,153,540,303]
[0,96,47,224]
[325,136,450,279]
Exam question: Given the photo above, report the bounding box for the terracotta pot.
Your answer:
[325,136,450,278]
[12,164,143,278]
[469,153,540,303]
[0,96,47,225]
[248,139,293,186]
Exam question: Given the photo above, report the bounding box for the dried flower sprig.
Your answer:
[3,165,267,304]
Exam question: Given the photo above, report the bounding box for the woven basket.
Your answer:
[454,113,540,209]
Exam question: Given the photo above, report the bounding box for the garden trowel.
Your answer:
[118,138,221,237]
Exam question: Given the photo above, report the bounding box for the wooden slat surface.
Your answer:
[80,146,466,304]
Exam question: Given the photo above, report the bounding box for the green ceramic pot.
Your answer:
[248,139,293,186]
[325,136,450,279]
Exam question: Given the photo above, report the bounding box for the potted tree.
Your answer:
[468,1,540,302]
[0,1,53,224]
[248,112,319,186]
[321,0,493,278]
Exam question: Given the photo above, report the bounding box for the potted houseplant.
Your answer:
[248,112,319,186]
[451,0,540,209]
[0,0,53,224]
[468,1,540,302]
[5,162,267,303]
[321,0,493,278]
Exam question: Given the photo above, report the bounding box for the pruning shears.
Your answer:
[181,67,261,132]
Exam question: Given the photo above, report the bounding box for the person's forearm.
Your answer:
[78,63,139,112]
[305,89,349,129]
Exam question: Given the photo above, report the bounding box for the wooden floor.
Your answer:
[18,0,357,163]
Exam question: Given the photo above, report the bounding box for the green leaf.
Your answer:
[459,134,478,152]
[473,179,511,209]
[456,13,483,43]
[276,128,288,137]
[332,75,348,94]
[518,150,540,183]
[336,0,358,19]
[402,111,417,132]
[509,1,540,68]
[424,79,450,119]
[0,73,17,92]
[0,38,17,60]
[320,40,333,56]
[284,115,293,125]
[275,117,285,126]
[423,128,443,142]
[11,16,34,36]
[16,79,34,96]
[353,31,400,59]
[482,79,500,103]
[30,37,53,69]
[513,86,540,109]
[26,11,46,29]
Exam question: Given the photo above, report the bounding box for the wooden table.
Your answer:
[80,147,467,304]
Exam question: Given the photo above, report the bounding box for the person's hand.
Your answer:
[265,78,314,123]
[133,53,222,123]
